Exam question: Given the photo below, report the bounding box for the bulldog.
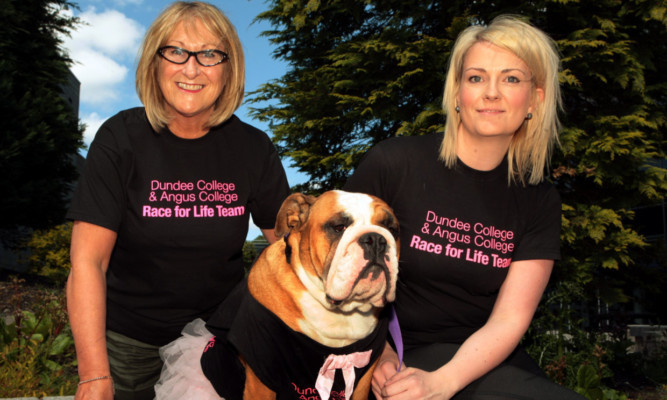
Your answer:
[237,190,401,399]
[155,190,399,400]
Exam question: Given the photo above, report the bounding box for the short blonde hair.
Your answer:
[441,15,562,185]
[136,1,245,131]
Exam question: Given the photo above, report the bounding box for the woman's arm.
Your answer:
[379,259,553,399]
[67,221,117,400]
[261,228,280,244]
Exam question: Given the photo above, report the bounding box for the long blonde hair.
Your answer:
[441,15,562,185]
[136,1,245,131]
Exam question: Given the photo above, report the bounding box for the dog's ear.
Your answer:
[275,193,317,237]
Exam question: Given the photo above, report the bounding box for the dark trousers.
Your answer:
[106,330,163,400]
[397,342,586,400]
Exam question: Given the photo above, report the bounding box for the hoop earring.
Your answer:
[525,113,533,120]
[455,106,460,113]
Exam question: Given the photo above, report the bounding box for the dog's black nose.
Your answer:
[358,232,387,260]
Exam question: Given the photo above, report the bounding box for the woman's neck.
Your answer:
[456,131,511,171]
[167,114,210,139]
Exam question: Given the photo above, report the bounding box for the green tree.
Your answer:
[0,0,84,241]
[250,0,459,192]
[545,1,667,324]
[251,0,667,331]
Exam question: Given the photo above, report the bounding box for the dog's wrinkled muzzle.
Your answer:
[325,227,398,308]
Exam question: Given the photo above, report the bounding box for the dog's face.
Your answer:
[276,190,399,314]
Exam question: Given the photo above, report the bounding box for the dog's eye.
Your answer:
[325,214,352,237]
[333,224,347,233]
[381,219,400,239]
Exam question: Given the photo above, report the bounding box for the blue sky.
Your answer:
[61,0,307,239]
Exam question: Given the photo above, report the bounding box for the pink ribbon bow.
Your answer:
[315,350,372,400]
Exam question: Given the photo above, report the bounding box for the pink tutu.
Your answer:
[154,318,224,400]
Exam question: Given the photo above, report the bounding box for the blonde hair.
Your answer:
[441,15,562,185]
[136,1,245,131]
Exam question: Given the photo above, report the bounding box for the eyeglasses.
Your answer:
[157,46,229,67]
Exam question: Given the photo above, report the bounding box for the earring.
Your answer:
[455,106,460,113]
[525,113,533,120]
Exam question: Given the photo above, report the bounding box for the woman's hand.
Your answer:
[371,342,402,398]
[74,378,114,400]
[378,367,453,400]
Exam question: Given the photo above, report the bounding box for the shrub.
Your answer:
[21,222,72,286]
[524,281,631,399]
[242,240,258,273]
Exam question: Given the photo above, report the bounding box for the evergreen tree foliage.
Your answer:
[251,0,667,324]
[250,0,461,191]
[0,0,84,239]
[545,1,667,317]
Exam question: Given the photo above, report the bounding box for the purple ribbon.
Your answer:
[388,304,403,371]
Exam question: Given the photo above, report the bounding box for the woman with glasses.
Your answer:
[344,15,585,399]
[66,2,290,399]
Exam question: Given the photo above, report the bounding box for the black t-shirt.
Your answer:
[344,133,561,347]
[202,281,388,400]
[67,107,291,345]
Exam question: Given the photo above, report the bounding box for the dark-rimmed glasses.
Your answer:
[157,46,229,67]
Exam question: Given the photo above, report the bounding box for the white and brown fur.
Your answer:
[243,190,400,399]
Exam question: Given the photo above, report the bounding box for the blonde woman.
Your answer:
[66,2,289,399]
[345,15,584,399]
